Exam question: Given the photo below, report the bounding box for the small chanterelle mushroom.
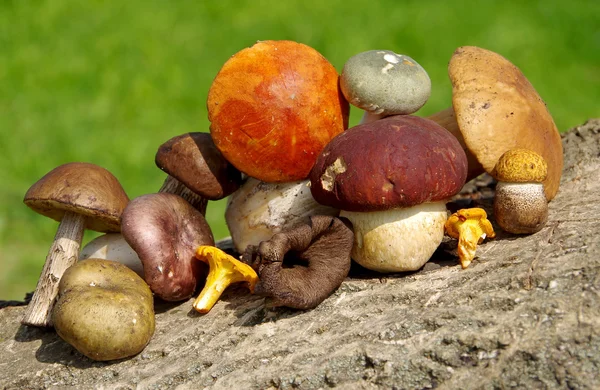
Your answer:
[193,246,258,314]
[492,148,549,234]
[445,208,496,269]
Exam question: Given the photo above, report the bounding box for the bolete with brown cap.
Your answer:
[22,162,129,327]
[428,46,563,199]
[310,115,468,272]
[208,40,349,183]
[492,148,549,234]
[340,50,431,124]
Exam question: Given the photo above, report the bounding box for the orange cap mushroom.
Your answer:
[445,208,496,269]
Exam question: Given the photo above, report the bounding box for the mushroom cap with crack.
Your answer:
[155,132,243,200]
[121,193,215,301]
[207,40,349,183]
[340,50,431,116]
[23,162,130,232]
[449,46,563,200]
[309,115,468,212]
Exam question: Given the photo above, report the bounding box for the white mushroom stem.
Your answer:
[159,175,207,215]
[340,201,448,273]
[225,178,339,254]
[359,111,386,125]
[22,211,85,327]
[80,233,144,277]
[494,182,548,234]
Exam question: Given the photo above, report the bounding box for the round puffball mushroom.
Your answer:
[121,193,215,301]
[22,162,129,327]
[310,115,468,272]
[341,50,431,124]
[155,132,243,214]
[52,259,155,361]
[225,178,339,254]
[208,40,349,183]
[427,46,563,198]
[492,148,549,234]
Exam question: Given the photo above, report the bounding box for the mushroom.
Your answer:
[445,208,496,269]
[121,193,215,301]
[241,215,354,310]
[340,50,431,124]
[225,177,339,254]
[155,132,243,214]
[52,259,155,361]
[207,40,349,183]
[192,246,258,314]
[310,115,468,272]
[22,162,129,327]
[427,46,563,199]
[492,148,549,234]
[80,233,144,277]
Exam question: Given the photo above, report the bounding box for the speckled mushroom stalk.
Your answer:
[225,178,339,254]
[340,50,431,124]
[22,162,129,327]
[492,149,549,234]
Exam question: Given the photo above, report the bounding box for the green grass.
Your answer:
[1,0,598,300]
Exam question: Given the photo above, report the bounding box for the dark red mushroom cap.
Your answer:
[155,132,243,200]
[309,115,468,212]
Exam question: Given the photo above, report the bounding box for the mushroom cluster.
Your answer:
[21,41,564,360]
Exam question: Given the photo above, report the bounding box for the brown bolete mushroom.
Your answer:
[340,50,431,124]
[225,177,339,254]
[445,208,496,269]
[207,40,349,183]
[52,259,155,361]
[22,162,129,327]
[155,132,243,214]
[427,46,563,200]
[310,115,468,272]
[492,148,549,234]
[121,193,215,301]
[241,215,354,310]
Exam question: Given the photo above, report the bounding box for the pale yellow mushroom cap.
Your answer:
[493,148,548,183]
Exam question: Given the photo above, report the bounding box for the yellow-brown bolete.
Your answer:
[492,148,549,234]
[193,246,258,314]
[445,208,496,269]
[52,259,155,361]
[22,162,129,327]
[428,46,563,200]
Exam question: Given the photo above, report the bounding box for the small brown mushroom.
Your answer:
[155,132,243,214]
[241,215,354,310]
[22,162,129,327]
[121,193,214,301]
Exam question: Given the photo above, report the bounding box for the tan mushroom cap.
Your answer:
[449,46,563,200]
[493,148,548,183]
[24,162,129,232]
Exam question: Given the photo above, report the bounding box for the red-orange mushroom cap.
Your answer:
[207,40,349,183]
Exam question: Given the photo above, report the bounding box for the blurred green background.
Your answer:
[1,0,599,300]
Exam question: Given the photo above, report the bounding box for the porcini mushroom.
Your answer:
[155,132,243,214]
[22,162,129,327]
[207,40,349,183]
[445,208,496,269]
[492,148,549,234]
[310,115,468,272]
[192,246,258,314]
[340,50,431,124]
[225,177,339,254]
[242,215,354,310]
[121,193,214,301]
[52,259,155,361]
[427,46,563,199]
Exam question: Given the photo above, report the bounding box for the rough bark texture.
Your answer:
[1,120,599,390]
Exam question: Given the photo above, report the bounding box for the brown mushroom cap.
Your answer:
[121,193,215,301]
[449,46,563,200]
[155,132,243,200]
[309,115,468,212]
[23,162,129,233]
